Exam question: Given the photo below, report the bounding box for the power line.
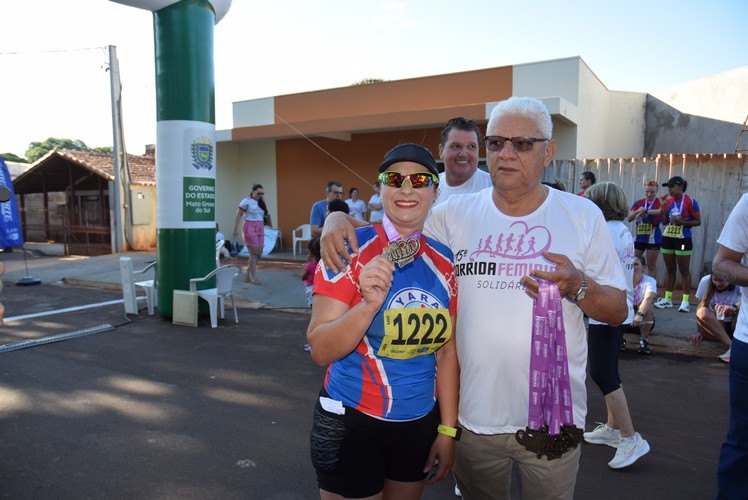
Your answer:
[0,46,105,56]
[274,113,372,187]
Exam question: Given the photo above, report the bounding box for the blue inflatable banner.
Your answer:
[0,157,24,248]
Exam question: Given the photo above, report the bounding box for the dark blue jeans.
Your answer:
[717,338,748,499]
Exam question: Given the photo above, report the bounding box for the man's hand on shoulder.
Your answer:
[320,212,369,273]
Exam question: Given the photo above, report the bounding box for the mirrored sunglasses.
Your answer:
[485,135,548,153]
[378,171,438,189]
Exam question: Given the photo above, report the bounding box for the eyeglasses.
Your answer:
[378,171,438,189]
[330,190,343,196]
[485,135,548,153]
[644,181,657,187]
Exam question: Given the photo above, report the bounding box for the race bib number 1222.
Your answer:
[378,308,452,360]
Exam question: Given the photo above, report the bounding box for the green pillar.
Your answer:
[154,0,216,317]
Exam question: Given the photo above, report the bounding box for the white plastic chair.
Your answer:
[120,257,157,315]
[189,264,241,328]
[292,223,312,256]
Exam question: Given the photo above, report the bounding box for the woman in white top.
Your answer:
[367,181,383,222]
[344,187,367,221]
[691,274,742,362]
[233,184,266,284]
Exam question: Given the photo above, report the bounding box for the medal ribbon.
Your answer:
[381,214,422,267]
[671,195,685,216]
[528,279,574,436]
[381,214,421,243]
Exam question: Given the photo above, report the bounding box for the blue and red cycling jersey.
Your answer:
[313,224,456,421]
[630,197,662,245]
[662,194,700,239]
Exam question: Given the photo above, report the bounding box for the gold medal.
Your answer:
[382,237,420,267]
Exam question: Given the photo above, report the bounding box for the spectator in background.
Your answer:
[300,237,321,352]
[628,181,663,278]
[577,171,596,195]
[434,116,492,206]
[627,254,657,355]
[326,198,350,217]
[344,187,367,220]
[691,273,741,363]
[654,176,701,313]
[583,182,650,469]
[233,184,266,284]
[367,181,383,222]
[310,181,343,237]
[215,224,232,260]
[712,193,748,497]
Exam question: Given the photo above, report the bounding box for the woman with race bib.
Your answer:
[654,176,701,313]
[306,143,458,499]
[628,181,663,279]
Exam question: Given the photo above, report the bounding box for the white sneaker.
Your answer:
[608,433,650,469]
[678,301,690,313]
[654,297,673,309]
[583,423,620,447]
[719,347,731,363]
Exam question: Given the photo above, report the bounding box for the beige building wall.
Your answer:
[512,57,582,160]
[606,91,647,158]
[513,57,646,160]
[650,66,748,124]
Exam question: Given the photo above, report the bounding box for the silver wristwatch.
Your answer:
[567,270,588,304]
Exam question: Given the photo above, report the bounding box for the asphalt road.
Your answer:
[0,280,730,499]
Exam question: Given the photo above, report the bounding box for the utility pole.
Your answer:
[108,44,127,252]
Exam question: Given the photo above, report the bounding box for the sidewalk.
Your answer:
[0,249,725,359]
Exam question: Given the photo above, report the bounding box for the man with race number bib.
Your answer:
[307,143,459,499]
[654,176,701,313]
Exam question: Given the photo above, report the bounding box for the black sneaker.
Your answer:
[619,337,626,352]
[638,339,651,354]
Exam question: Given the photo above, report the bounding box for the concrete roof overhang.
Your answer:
[229,104,489,142]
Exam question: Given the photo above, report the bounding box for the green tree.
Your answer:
[92,146,113,154]
[0,152,29,163]
[351,78,386,85]
[25,137,90,162]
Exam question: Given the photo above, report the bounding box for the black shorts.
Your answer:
[588,324,625,395]
[310,391,439,497]
[661,236,693,254]
[634,241,661,252]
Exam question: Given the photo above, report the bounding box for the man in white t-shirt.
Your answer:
[321,97,627,498]
[434,117,492,206]
[713,193,748,498]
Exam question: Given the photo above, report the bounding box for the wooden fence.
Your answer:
[543,154,748,289]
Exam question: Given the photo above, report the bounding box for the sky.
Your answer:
[1,0,747,159]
